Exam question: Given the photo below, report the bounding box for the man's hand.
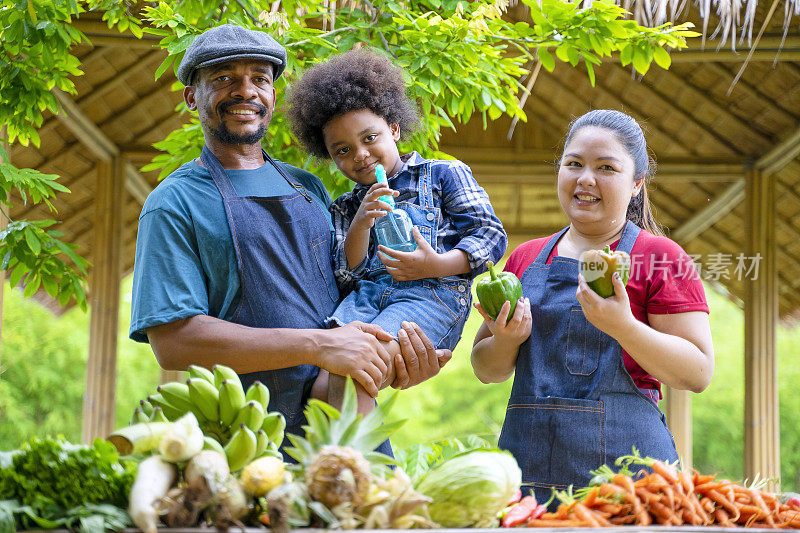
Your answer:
[377,227,439,281]
[391,321,452,389]
[316,323,393,397]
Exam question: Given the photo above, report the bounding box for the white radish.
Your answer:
[128,455,177,533]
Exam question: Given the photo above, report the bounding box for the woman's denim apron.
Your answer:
[329,160,471,351]
[202,146,339,450]
[497,221,678,503]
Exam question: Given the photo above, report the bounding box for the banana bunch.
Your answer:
[130,364,286,471]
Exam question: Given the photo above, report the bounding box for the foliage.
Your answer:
[0,436,135,532]
[0,277,161,446]
[138,0,696,196]
[0,499,131,533]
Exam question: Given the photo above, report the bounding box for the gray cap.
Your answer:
[177,24,287,86]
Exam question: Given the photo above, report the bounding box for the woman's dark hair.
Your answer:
[286,48,420,159]
[561,109,664,236]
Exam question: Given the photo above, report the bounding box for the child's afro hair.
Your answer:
[286,48,420,159]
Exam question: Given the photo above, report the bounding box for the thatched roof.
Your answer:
[7,4,800,322]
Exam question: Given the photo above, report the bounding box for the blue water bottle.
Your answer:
[372,164,417,252]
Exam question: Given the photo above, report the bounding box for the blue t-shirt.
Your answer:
[129,158,333,343]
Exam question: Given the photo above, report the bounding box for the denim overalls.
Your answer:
[498,221,678,503]
[328,161,471,351]
[202,146,339,451]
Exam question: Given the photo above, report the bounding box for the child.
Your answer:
[287,49,507,414]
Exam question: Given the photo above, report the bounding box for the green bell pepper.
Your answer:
[475,262,524,320]
[580,245,631,298]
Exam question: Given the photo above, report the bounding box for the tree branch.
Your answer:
[287,26,358,47]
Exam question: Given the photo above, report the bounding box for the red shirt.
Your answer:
[504,229,709,395]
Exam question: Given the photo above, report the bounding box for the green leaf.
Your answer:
[653,45,671,69]
[24,227,41,255]
[537,47,555,71]
[632,47,650,74]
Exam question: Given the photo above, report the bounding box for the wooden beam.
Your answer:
[743,167,780,492]
[662,387,692,469]
[0,126,7,366]
[82,156,126,443]
[613,35,800,63]
[671,180,746,243]
[51,90,152,204]
[469,161,745,184]
[755,125,800,176]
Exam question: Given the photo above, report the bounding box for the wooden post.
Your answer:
[662,386,692,469]
[82,156,126,443]
[743,167,779,491]
[0,126,7,366]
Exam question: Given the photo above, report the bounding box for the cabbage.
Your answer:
[415,449,521,528]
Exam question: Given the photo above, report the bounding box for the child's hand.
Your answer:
[351,182,397,232]
[377,227,438,280]
[474,297,531,348]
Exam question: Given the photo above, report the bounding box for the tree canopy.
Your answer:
[0,0,696,309]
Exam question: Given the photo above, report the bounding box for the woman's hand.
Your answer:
[377,227,438,280]
[351,183,397,232]
[474,297,532,349]
[576,272,636,339]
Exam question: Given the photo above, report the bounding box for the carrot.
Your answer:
[714,507,733,526]
[749,489,776,527]
[597,482,625,499]
[649,500,680,525]
[707,488,741,521]
[582,487,599,508]
[609,514,637,525]
[594,502,624,515]
[526,519,585,527]
[571,502,610,527]
[613,473,651,526]
[652,460,680,485]
[694,471,717,485]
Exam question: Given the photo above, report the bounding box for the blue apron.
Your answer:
[497,221,678,503]
[202,146,339,450]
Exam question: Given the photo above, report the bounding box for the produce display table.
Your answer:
[22,528,793,533]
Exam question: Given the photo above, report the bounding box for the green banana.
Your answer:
[224,423,257,471]
[187,377,220,422]
[203,435,226,455]
[261,411,286,445]
[233,400,265,433]
[213,364,242,390]
[255,428,268,457]
[139,399,154,417]
[245,380,270,412]
[149,406,169,422]
[188,364,215,383]
[219,379,247,427]
[130,408,149,425]
[147,393,184,420]
[263,440,282,459]
[157,382,193,413]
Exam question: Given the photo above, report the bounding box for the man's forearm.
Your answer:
[147,314,317,373]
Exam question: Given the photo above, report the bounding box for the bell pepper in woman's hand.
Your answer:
[580,245,631,298]
[476,262,524,320]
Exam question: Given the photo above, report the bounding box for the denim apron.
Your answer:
[498,221,678,503]
[202,146,339,449]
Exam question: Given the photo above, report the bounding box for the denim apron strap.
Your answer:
[498,220,677,504]
[201,146,340,455]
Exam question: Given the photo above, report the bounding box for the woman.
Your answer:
[471,110,714,502]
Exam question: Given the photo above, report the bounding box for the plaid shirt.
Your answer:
[330,152,507,291]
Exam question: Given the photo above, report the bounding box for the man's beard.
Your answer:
[210,121,268,145]
[209,100,271,145]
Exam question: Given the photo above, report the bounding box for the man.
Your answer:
[129,24,450,446]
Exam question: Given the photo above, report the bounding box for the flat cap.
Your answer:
[177,24,287,85]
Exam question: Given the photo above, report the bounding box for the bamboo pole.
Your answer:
[743,167,780,492]
[81,156,126,443]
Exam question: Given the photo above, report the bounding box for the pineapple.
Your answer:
[284,378,403,510]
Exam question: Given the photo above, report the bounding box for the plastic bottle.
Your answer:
[372,164,417,252]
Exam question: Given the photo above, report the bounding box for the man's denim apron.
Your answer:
[202,146,339,451]
[498,221,678,503]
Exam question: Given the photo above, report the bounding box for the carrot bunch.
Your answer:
[525,453,800,528]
